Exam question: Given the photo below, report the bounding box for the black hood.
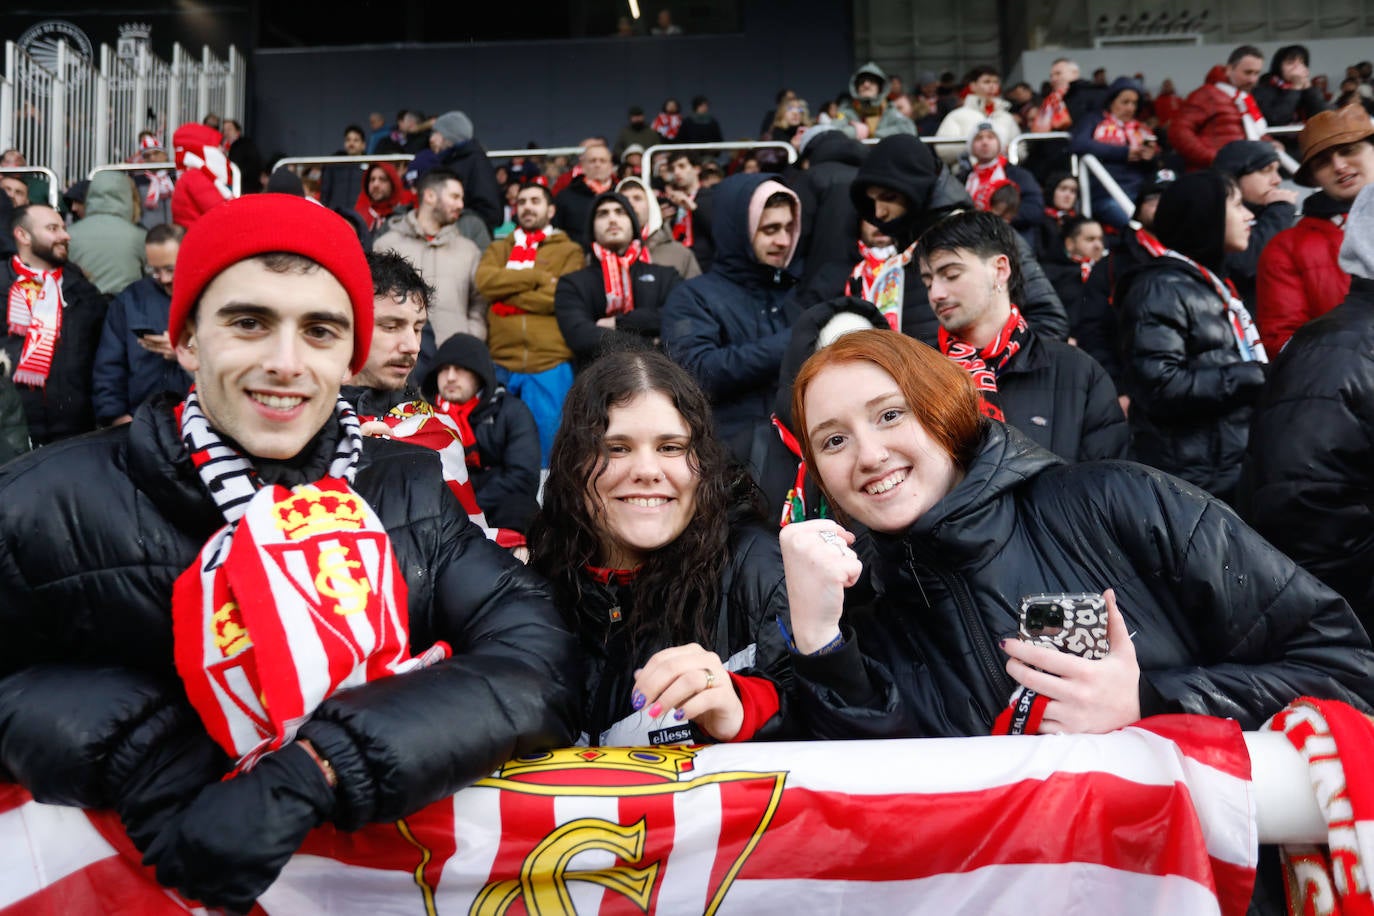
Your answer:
[774,297,890,428]
[583,190,642,254]
[421,333,497,403]
[801,130,869,169]
[1152,171,1230,274]
[850,134,968,248]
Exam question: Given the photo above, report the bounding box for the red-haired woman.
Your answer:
[779,328,1374,739]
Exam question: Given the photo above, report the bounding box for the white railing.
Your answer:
[1077,153,1137,221]
[641,141,796,182]
[0,38,244,189]
[88,160,242,198]
[0,166,60,209]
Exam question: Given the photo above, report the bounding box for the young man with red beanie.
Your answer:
[0,193,578,912]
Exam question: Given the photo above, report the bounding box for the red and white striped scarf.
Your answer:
[1092,114,1149,150]
[851,242,895,301]
[142,170,175,208]
[1265,698,1374,916]
[1033,89,1069,132]
[652,112,682,139]
[848,243,910,330]
[172,390,447,773]
[1161,249,1268,364]
[505,227,547,269]
[672,200,696,248]
[364,399,487,527]
[593,239,648,316]
[6,255,65,388]
[1072,254,1097,282]
[1212,82,1269,141]
[965,156,1010,206]
[937,304,1028,422]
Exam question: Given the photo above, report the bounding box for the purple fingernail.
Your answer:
[648,703,663,718]
[631,690,646,710]
[673,708,686,722]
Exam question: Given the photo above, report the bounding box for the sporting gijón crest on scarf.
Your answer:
[172,390,448,773]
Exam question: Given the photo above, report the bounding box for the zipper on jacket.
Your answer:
[905,540,1015,699]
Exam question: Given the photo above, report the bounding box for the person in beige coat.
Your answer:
[373,168,486,345]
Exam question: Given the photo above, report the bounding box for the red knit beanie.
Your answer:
[168,193,374,374]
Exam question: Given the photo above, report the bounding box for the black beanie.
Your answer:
[1152,171,1231,273]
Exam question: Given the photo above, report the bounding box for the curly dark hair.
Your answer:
[529,343,755,659]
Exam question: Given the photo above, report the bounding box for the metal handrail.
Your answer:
[0,166,61,209]
[88,160,242,197]
[273,154,412,172]
[487,146,585,159]
[1076,154,1136,221]
[641,140,796,182]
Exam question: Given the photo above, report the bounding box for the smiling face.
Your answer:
[15,205,69,269]
[516,186,554,232]
[804,361,963,534]
[590,390,700,569]
[176,258,353,461]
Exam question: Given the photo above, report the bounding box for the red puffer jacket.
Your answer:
[1256,206,1350,355]
[1169,75,1246,170]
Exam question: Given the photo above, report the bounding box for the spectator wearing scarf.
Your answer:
[170,122,235,229]
[1069,77,1158,229]
[1171,47,1272,170]
[960,120,1045,238]
[1117,170,1268,503]
[554,190,681,368]
[354,162,415,234]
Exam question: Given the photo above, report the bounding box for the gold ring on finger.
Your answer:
[704,669,717,689]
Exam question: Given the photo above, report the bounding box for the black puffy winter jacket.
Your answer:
[1117,257,1267,503]
[792,421,1374,740]
[1238,277,1374,634]
[0,397,580,829]
[574,523,793,746]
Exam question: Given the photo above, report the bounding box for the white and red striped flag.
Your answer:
[0,714,1256,915]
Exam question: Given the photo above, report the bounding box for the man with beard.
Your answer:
[554,142,617,248]
[373,168,487,346]
[3,204,107,443]
[354,162,415,238]
[92,223,192,426]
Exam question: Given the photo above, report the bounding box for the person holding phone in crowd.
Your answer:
[528,346,792,747]
[777,327,1374,742]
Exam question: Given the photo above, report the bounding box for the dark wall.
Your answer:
[248,0,854,159]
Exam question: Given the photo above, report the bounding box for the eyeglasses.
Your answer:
[146,265,175,279]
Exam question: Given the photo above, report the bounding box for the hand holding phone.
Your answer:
[1018,593,1110,659]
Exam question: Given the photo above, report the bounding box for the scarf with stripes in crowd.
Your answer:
[1160,249,1268,364]
[966,156,1010,207]
[491,228,548,317]
[937,304,1029,422]
[171,389,445,773]
[1212,82,1269,141]
[594,239,649,316]
[1033,89,1070,132]
[1092,113,1149,150]
[6,255,65,388]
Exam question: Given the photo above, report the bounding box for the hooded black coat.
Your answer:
[0,397,578,830]
[420,334,542,532]
[848,135,1070,346]
[1117,173,1267,504]
[788,131,869,307]
[662,173,803,446]
[791,421,1374,740]
[1238,277,1374,631]
[554,191,681,367]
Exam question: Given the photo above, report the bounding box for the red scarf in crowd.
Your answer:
[171,391,447,773]
[593,239,649,316]
[6,255,65,388]
[851,242,894,301]
[436,396,481,469]
[1033,88,1070,132]
[143,171,176,209]
[966,156,1010,208]
[1092,113,1148,150]
[672,193,697,248]
[651,112,682,139]
[848,243,910,331]
[972,178,1015,213]
[1045,206,1077,224]
[773,415,829,528]
[1072,254,1097,282]
[354,162,415,232]
[491,228,548,317]
[1212,81,1269,141]
[583,176,612,195]
[937,304,1029,422]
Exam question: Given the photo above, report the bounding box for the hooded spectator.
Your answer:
[67,170,147,295]
[935,66,1020,163]
[420,333,541,533]
[554,143,617,248]
[614,106,662,159]
[959,119,1044,240]
[846,134,1069,345]
[170,122,233,228]
[1069,77,1159,229]
[615,176,700,279]
[787,126,869,306]
[1213,140,1298,310]
[834,62,916,141]
[1117,171,1267,503]
[676,96,724,145]
[406,111,503,231]
[354,162,415,235]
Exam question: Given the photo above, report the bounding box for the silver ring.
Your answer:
[819,530,846,553]
[704,669,717,690]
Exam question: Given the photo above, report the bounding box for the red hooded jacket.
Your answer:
[354,162,415,231]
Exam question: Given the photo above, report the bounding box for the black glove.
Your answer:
[144,742,335,911]
[108,709,231,853]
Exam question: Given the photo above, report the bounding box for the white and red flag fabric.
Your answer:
[0,714,1259,915]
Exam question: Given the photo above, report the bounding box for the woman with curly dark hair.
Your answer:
[529,346,792,746]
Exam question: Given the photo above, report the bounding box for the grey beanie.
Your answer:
[432,110,474,146]
[1338,184,1374,280]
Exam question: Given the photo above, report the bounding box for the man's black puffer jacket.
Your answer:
[847,134,1070,345]
[574,524,794,745]
[1238,276,1374,634]
[1117,257,1267,503]
[792,421,1374,740]
[0,397,580,829]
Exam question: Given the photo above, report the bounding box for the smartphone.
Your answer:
[130,327,159,337]
[1018,593,1109,659]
